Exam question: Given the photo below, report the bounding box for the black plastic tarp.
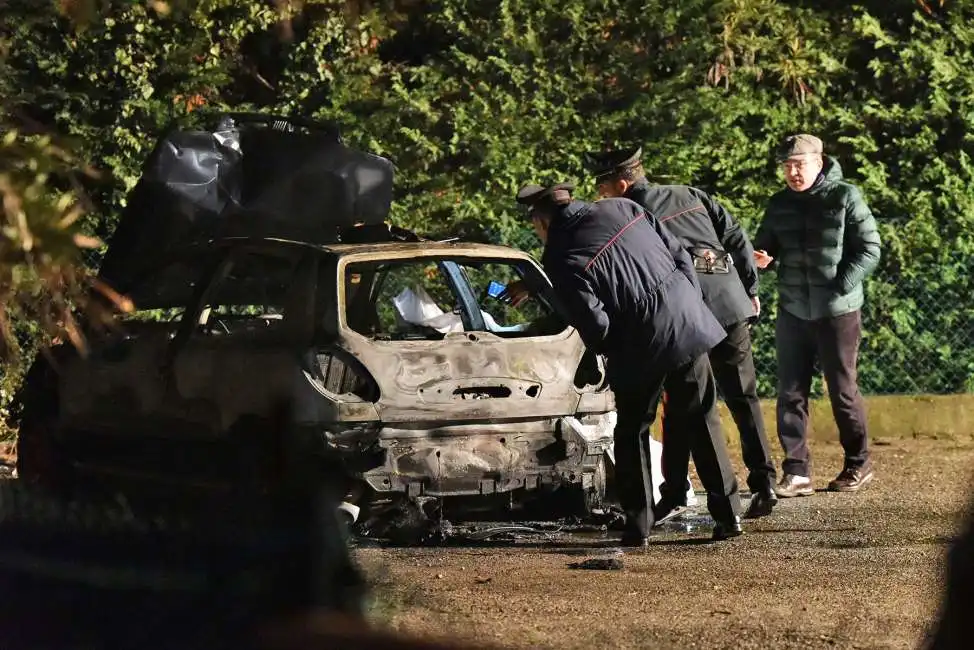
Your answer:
[97,114,395,297]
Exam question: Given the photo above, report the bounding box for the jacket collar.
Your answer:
[626,178,652,199]
[552,200,592,228]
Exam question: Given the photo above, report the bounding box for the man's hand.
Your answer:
[498,280,531,307]
[751,296,761,317]
[753,249,774,269]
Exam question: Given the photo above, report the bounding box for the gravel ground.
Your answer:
[354,435,974,650]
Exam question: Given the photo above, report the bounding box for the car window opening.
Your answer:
[343,257,568,341]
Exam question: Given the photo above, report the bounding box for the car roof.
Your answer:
[218,237,535,261]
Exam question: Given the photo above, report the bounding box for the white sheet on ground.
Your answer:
[603,411,697,506]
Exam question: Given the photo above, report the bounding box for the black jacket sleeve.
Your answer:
[543,261,611,354]
[702,193,759,297]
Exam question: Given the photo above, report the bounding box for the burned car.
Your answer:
[12,114,616,526]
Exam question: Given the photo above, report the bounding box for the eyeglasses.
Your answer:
[781,159,816,172]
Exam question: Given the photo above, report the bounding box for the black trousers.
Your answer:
[707,320,776,494]
[660,321,775,496]
[775,309,870,477]
[612,353,741,537]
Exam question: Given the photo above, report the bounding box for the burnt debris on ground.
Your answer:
[567,558,625,570]
[352,491,719,547]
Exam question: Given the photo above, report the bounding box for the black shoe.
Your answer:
[619,532,649,548]
[711,517,743,541]
[742,491,777,519]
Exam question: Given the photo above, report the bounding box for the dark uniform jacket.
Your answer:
[753,157,881,321]
[541,198,726,382]
[626,180,759,328]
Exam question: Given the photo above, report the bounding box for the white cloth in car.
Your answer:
[393,286,528,334]
[392,286,464,333]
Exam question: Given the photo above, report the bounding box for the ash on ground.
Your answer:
[353,497,716,547]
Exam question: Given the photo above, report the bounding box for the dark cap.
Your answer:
[583,145,643,179]
[515,182,575,214]
[775,134,823,162]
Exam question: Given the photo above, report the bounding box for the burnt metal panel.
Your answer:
[98,114,394,298]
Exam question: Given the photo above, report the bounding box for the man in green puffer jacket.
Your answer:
[752,134,881,497]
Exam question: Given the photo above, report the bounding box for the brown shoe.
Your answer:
[827,465,875,492]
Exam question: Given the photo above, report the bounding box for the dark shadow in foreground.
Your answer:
[926,477,974,650]
[0,401,497,650]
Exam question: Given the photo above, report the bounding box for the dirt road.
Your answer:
[355,436,974,649]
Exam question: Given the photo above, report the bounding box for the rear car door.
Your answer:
[335,251,611,426]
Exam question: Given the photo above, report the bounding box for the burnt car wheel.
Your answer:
[350,491,450,545]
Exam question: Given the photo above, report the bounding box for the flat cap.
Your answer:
[583,145,642,179]
[775,134,823,162]
[515,182,575,212]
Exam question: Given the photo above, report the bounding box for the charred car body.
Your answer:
[13,114,616,524]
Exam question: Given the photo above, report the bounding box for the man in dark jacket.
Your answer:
[753,134,882,497]
[512,182,743,545]
[584,146,778,520]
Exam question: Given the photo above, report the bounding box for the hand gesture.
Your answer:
[498,280,531,307]
[753,249,774,269]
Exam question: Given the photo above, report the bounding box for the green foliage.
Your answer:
[4,0,285,240]
[2,0,973,397]
[0,0,114,365]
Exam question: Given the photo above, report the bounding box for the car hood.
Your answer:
[97,114,394,297]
